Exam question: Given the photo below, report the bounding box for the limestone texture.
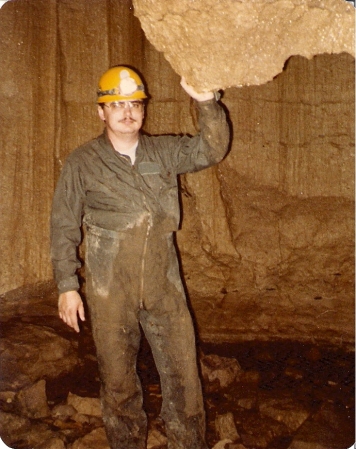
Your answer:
[0,320,79,387]
[133,0,355,90]
[215,412,240,441]
[16,380,51,419]
[71,428,110,449]
[67,393,102,417]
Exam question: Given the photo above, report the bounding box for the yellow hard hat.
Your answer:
[97,66,147,103]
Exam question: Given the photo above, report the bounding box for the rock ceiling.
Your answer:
[133,0,355,91]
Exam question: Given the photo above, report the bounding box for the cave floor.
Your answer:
[0,284,354,449]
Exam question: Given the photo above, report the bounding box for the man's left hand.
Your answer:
[180,77,214,102]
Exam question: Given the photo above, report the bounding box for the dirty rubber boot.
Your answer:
[103,413,147,449]
[165,413,208,449]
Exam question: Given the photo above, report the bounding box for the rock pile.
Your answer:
[0,287,353,448]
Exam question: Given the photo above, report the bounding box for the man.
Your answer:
[51,66,230,449]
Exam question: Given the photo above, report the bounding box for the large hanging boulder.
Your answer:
[133,0,354,90]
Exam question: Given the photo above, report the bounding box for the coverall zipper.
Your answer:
[139,216,151,310]
[120,154,153,311]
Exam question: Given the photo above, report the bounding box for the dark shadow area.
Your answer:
[0,285,354,448]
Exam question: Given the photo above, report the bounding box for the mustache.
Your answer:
[119,117,137,123]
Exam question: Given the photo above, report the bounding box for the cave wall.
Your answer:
[0,0,354,345]
[177,54,355,345]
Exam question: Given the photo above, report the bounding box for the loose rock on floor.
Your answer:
[0,287,354,449]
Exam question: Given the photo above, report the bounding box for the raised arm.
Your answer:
[164,77,230,174]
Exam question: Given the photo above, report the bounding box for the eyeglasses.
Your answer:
[103,101,144,111]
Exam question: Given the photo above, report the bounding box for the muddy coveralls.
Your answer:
[50,98,230,449]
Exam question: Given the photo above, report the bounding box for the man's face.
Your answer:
[98,100,144,137]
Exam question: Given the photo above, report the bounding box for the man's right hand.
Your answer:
[58,290,85,333]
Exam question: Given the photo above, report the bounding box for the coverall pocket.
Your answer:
[85,226,122,298]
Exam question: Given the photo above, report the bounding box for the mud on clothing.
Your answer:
[50,98,230,449]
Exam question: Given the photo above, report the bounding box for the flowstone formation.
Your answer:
[133,0,355,90]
